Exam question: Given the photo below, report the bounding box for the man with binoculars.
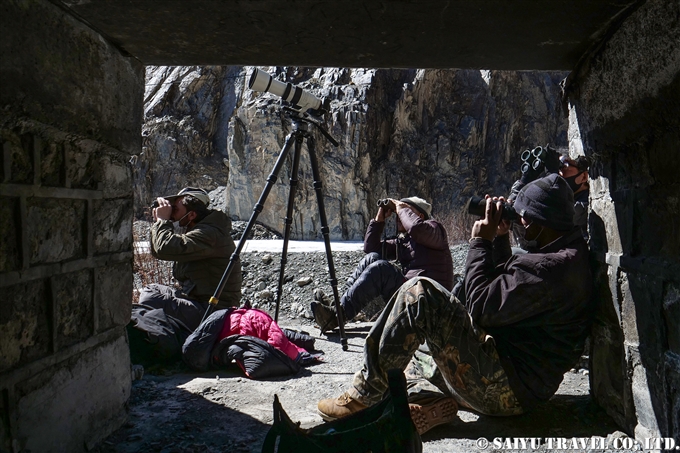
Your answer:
[509,146,590,242]
[318,174,594,435]
[138,187,242,330]
[310,196,454,333]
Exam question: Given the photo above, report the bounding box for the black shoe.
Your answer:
[311,301,339,333]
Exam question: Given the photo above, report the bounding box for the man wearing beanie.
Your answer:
[508,147,591,243]
[317,174,594,436]
[311,196,454,333]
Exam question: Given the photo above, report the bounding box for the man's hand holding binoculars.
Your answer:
[375,198,396,222]
[153,197,172,221]
[471,195,512,241]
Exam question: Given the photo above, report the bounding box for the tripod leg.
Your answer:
[306,134,348,351]
[198,131,297,328]
[274,133,304,321]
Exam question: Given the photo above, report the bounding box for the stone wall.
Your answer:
[564,0,680,440]
[0,0,143,451]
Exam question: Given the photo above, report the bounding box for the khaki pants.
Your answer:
[348,277,523,416]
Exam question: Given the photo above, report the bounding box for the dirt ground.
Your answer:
[94,317,630,453]
[106,239,632,453]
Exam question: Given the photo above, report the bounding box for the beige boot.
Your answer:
[317,392,368,421]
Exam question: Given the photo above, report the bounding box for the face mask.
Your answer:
[519,220,545,251]
[173,212,191,234]
[563,173,583,193]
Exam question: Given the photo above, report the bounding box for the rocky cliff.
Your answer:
[134,66,568,240]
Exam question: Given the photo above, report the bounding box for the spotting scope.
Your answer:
[248,68,323,112]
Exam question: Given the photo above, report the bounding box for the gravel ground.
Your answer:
[102,223,630,453]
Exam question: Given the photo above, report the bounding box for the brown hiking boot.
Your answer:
[313,288,334,306]
[311,301,339,333]
[408,397,458,435]
[317,392,368,421]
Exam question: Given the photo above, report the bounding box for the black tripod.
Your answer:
[201,108,348,351]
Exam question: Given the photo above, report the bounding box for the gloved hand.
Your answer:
[544,145,561,174]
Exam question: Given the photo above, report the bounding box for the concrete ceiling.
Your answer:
[57,0,639,70]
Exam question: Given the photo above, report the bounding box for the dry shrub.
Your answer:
[438,208,476,246]
[132,228,174,302]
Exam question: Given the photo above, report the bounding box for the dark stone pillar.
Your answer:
[0,0,143,451]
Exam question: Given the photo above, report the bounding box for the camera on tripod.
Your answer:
[248,68,329,114]
[465,196,518,222]
[377,198,396,211]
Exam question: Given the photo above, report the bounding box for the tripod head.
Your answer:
[282,105,339,147]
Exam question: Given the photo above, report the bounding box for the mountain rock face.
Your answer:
[135,66,568,240]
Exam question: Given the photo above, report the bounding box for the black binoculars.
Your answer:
[521,146,547,174]
[377,198,396,211]
[465,196,518,222]
[520,145,561,175]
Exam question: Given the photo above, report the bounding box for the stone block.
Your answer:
[622,271,665,359]
[589,260,633,431]
[40,140,65,187]
[2,132,34,184]
[610,190,635,254]
[0,196,21,272]
[0,280,50,373]
[619,272,639,346]
[65,140,99,190]
[96,262,132,332]
[0,0,144,152]
[52,269,93,350]
[26,197,86,264]
[590,191,623,255]
[93,198,133,254]
[663,282,680,355]
[12,334,131,453]
[665,353,680,440]
[628,346,665,438]
[96,151,132,198]
[637,188,680,259]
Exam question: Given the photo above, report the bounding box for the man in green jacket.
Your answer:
[139,187,242,330]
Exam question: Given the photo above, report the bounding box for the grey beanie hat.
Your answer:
[400,196,432,219]
[514,174,575,231]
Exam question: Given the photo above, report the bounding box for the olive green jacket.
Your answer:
[150,210,242,307]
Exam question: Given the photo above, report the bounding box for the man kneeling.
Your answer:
[317,174,594,435]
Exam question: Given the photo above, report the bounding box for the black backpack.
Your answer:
[127,304,191,366]
[261,369,422,453]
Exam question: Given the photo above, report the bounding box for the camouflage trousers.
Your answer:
[348,277,524,416]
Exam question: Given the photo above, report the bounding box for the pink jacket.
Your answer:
[218,308,305,361]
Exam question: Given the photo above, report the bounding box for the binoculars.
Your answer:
[465,196,518,222]
[521,146,548,174]
[520,145,561,175]
[377,198,396,211]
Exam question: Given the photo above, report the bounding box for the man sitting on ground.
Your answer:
[138,187,242,331]
[317,174,594,435]
[508,147,591,242]
[310,196,454,333]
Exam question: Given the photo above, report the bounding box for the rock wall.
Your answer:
[136,66,569,240]
[0,0,143,451]
[564,0,680,440]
